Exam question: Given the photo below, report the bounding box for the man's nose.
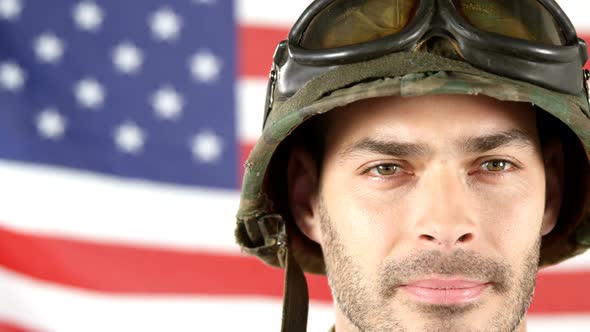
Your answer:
[413,166,477,249]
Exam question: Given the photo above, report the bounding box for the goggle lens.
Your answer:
[300,0,418,49]
[298,0,567,49]
[453,0,565,46]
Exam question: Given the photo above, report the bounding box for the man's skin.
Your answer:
[286,94,565,332]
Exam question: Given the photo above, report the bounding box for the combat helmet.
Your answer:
[235,1,590,331]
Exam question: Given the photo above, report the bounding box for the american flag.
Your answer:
[0,0,588,331]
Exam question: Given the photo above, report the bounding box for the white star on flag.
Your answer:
[36,108,67,140]
[0,0,23,21]
[73,1,104,32]
[34,33,66,64]
[190,130,223,163]
[112,42,144,74]
[74,78,105,109]
[149,7,182,42]
[114,121,146,154]
[189,50,222,83]
[0,61,25,91]
[151,85,184,120]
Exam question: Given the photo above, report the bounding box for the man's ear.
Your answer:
[287,146,322,244]
[541,137,565,236]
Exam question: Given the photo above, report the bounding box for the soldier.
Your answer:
[236,1,590,331]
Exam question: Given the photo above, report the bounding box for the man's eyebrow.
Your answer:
[339,138,431,159]
[338,129,536,159]
[460,129,537,154]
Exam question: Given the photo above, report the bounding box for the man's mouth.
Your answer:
[399,277,491,305]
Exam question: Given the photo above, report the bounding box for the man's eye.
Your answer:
[481,160,513,172]
[369,164,400,176]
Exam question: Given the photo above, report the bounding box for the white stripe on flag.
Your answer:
[528,315,590,332]
[237,0,311,26]
[541,252,590,273]
[0,267,334,332]
[0,160,240,253]
[557,1,590,30]
[237,78,266,142]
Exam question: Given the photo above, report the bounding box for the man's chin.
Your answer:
[399,307,492,332]
[389,297,517,332]
[413,302,481,316]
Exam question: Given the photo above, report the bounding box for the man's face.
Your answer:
[288,94,563,332]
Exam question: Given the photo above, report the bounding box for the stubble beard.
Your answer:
[318,197,540,332]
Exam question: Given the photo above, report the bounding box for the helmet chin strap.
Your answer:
[279,239,309,332]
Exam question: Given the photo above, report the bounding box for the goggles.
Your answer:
[264,0,588,125]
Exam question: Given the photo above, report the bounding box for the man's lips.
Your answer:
[399,278,490,305]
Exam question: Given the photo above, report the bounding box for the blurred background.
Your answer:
[0,0,587,331]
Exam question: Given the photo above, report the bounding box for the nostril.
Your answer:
[420,234,437,242]
[418,233,474,245]
[457,233,473,243]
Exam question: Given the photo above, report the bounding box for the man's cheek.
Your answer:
[330,194,402,247]
[478,189,544,246]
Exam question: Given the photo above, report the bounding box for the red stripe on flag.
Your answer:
[530,271,590,314]
[1,224,588,313]
[238,25,288,78]
[0,224,331,301]
[0,321,35,332]
[582,35,590,69]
